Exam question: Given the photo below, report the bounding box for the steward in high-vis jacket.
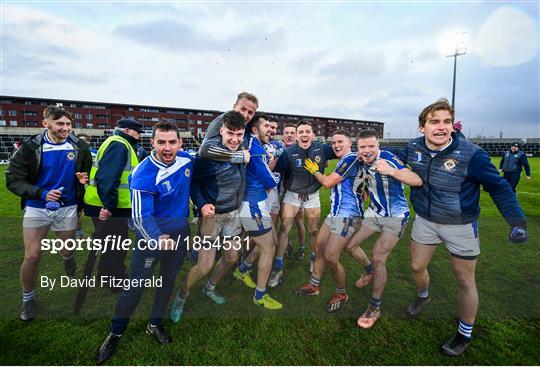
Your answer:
[84,118,143,286]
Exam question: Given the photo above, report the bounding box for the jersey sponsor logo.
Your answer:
[144,257,155,269]
[443,158,457,171]
[162,180,172,192]
[185,168,191,177]
[66,152,75,160]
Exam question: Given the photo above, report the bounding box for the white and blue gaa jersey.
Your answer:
[26,133,78,209]
[129,151,193,240]
[364,150,409,217]
[330,152,364,218]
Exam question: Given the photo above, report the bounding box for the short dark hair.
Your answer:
[43,105,72,120]
[296,119,314,129]
[250,112,269,131]
[153,120,180,138]
[357,129,378,140]
[332,130,350,138]
[222,111,246,131]
[418,98,454,127]
[283,123,296,130]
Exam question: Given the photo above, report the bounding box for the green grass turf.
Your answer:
[0,157,539,365]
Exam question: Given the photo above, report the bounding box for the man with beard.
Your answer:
[6,105,91,320]
[96,121,193,364]
[233,113,282,309]
[268,120,336,287]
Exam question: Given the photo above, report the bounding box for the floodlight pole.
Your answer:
[447,32,467,109]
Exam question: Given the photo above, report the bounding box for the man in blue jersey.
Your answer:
[233,113,282,309]
[345,130,422,328]
[263,117,286,227]
[396,98,528,356]
[169,111,247,323]
[96,121,193,364]
[293,131,371,312]
[269,121,336,287]
[499,142,531,193]
[6,105,92,321]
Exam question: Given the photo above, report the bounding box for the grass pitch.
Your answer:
[0,157,539,365]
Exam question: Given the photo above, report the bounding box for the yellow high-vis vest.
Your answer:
[84,135,139,209]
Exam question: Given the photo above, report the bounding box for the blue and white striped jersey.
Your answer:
[129,151,193,240]
[330,152,364,218]
[26,133,77,208]
[363,150,409,217]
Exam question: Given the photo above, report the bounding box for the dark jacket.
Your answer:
[275,142,336,194]
[84,130,140,217]
[191,136,246,215]
[6,130,92,209]
[396,133,526,226]
[499,150,531,176]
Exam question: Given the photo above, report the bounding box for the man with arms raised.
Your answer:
[233,113,282,309]
[397,98,527,356]
[294,131,371,312]
[96,121,193,363]
[6,105,91,321]
[269,120,335,287]
[346,130,422,327]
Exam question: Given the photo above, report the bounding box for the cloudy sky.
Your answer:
[2,1,538,138]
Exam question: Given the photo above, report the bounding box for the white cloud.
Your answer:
[474,6,538,67]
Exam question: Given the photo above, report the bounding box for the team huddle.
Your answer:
[5,93,528,363]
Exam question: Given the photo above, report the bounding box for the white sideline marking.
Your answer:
[518,191,540,196]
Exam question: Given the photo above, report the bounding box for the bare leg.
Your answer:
[21,226,49,292]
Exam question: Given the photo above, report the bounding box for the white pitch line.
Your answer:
[518,191,540,196]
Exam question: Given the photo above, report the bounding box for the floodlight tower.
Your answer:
[446,32,467,109]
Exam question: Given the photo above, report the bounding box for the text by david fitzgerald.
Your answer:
[40,275,162,291]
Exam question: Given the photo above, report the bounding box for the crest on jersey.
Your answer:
[415,151,422,162]
[338,162,347,173]
[66,152,75,160]
[295,159,303,167]
[185,168,191,177]
[443,159,457,171]
[314,155,321,163]
[144,257,155,269]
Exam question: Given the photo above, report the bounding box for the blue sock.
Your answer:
[238,260,252,273]
[255,287,266,300]
[365,262,373,273]
[22,289,35,303]
[458,320,473,340]
[369,297,382,308]
[310,252,316,261]
[274,257,284,271]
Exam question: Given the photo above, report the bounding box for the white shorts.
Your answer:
[362,207,409,238]
[239,200,273,236]
[266,187,281,215]
[411,215,480,259]
[324,215,362,238]
[23,205,78,231]
[199,209,242,239]
[283,190,320,209]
